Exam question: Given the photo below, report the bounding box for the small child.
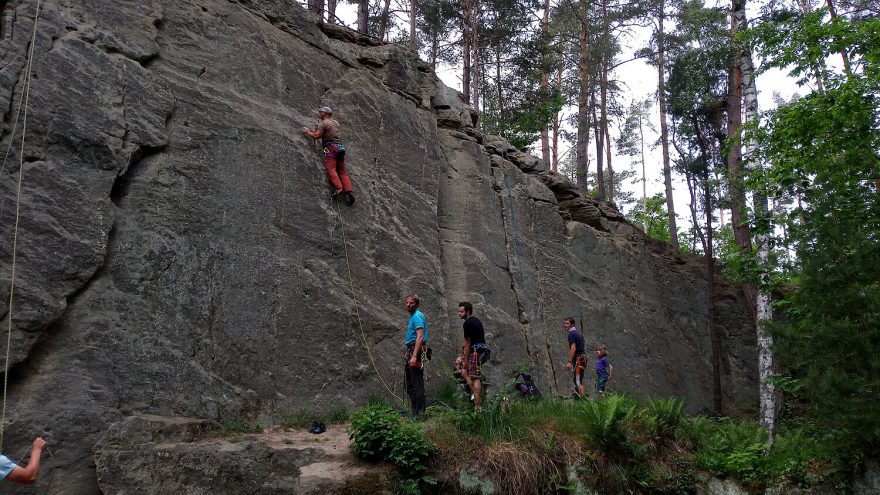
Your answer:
[594,345,612,395]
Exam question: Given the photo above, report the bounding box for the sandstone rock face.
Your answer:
[0,0,756,492]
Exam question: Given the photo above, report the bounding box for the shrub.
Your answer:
[645,397,686,440]
[388,421,436,478]
[692,418,768,481]
[580,394,637,450]
[348,403,400,460]
[349,403,437,494]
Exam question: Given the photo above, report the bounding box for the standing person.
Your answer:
[1,437,46,484]
[404,294,428,416]
[563,317,587,399]
[302,106,355,205]
[458,302,491,412]
[594,344,613,395]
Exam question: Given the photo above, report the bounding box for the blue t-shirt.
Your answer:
[567,328,585,356]
[0,454,17,480]
[405,309,428,345]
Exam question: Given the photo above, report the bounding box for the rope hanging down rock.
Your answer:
[1,0,44,453]
[334,200,405,406]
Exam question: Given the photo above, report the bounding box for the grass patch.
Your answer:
[219,419,263,435]
[414,391,850,493]
[279,407,349,429]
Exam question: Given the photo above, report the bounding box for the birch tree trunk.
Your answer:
[741,22,779,443]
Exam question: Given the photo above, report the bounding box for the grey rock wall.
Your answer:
[0,0,756,492]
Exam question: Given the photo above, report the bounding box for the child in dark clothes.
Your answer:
[594,344,612,395]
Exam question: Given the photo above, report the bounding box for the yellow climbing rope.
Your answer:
[1,0,43,453]
[334,200,405,406]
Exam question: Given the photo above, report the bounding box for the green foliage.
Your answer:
[423,391,852,491]
[625,193,685,247]
[348,403,437,493]
[349,403,401,461]
[579,394,638,450]
[644,397,686,440]
[746,7,880,457]
[692,418,768,481]
[388,422,437,479]
[219,419,263,435]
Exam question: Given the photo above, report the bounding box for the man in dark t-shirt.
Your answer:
[564,317,587,399]
[459,301,490,411]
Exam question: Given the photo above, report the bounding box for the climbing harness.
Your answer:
[1,0,43,453]
[334,200,405,406]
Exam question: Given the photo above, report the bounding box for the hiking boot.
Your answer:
[345,191,355,206]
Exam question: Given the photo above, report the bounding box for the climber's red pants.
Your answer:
[323,144,352,193]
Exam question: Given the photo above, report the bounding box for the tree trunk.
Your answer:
[308,0,324,18]
[577,11,591,193]
[685,172,708,252]
[695,117,722,414]
[410,0,417,49]
[496,50,504,128]
[729,0,757,325]
[657,2,680,252]
[378,0,392,42]
[639,110,648,232]
[741,25,779,443]
[327,0,337,23]
[599,61,611,201]
[472,2,481,118]
[462,0,472,105]
[357,0,369,34]
[552,69,562,172]
[706,175,722,414]
[601,0,613,201]
[824,0,853,77]
[539,0,552,171]
[594,102,606,198]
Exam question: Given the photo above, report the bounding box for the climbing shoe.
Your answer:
[330,188,343,200]
[345,191,355,206]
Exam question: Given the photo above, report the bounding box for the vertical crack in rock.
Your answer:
[494,171,559,392]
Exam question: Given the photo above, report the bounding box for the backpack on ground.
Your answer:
[513,372,541,400]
